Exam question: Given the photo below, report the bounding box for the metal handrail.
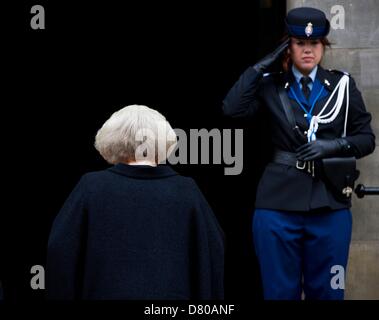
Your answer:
[355,184,379,198]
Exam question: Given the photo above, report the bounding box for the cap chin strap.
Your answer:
[307,75,350,142]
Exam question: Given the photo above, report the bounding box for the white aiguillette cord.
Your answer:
[307,75,350,142]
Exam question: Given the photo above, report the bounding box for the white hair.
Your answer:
[95,105,177,164]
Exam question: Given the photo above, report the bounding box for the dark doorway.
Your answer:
[3,1,286,301]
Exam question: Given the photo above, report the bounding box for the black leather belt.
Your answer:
[272,149,316,177]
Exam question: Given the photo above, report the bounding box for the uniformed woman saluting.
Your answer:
[223,7,375,300]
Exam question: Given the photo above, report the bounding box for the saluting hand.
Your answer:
[253,38,290,73]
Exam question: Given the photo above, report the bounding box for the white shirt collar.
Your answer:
[292,64,318,84]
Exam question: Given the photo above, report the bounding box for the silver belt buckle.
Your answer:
[343,186,353,197]
[296,160,306,170]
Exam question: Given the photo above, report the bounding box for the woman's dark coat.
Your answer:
[47,164,224,300]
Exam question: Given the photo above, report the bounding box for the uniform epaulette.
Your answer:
[328,69,350,76]
[263,71,283,78]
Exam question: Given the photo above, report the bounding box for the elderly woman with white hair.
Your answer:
[46,105,224,300]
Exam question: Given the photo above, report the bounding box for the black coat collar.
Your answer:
[108,163,179,179]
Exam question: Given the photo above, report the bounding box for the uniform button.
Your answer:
[304,131,307,135]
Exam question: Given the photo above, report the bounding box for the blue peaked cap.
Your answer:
[285,7,330,39]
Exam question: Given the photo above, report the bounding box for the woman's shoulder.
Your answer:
[262,71,284,82]
[325,68,351,77]
[258,71,286,89]
[167,174,201,191]
[159,174,205,199]
[72,169,116,192]
[80,168,112,181]
[324,68,360,89]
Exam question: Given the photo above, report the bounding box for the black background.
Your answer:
[2,0,286,302]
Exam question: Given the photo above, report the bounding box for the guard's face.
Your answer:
[289,37,324,74]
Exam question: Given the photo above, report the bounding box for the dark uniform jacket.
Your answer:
[47,163,224,300]
[223,65,375,211]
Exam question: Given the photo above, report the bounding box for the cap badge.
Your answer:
[305,22,313,37]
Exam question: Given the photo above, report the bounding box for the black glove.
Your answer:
[253,38,290,73]
[296,138,352,161]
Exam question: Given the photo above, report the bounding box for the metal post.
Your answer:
[355,184,379,198]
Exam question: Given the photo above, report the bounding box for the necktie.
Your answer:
[300,76,312,100]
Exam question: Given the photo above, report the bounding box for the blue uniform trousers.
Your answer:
[253,208,352,300]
